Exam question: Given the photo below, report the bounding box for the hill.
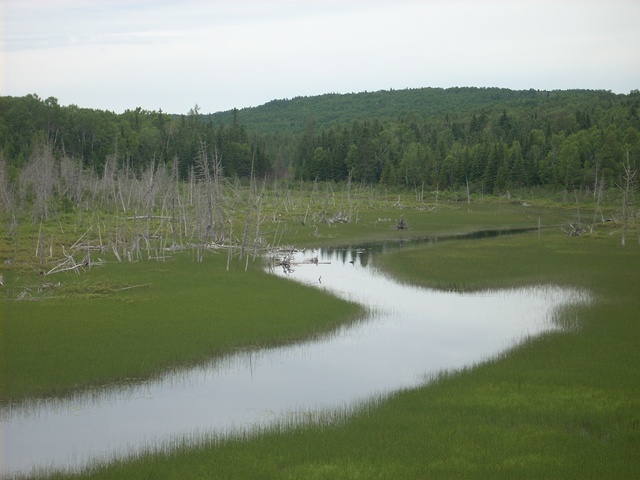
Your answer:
[206,87,626,135]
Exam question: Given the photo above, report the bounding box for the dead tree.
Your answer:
[240,156,264,270]
[101,153,119,208]
[620,150,637,248]
[195,142,213,262]
[168,155,179,250]
[210,148,226,243]
[561,222,586,236]
[0,153,14,216]
[20,138,56,223]
[252,177,268,261]
[58,156,85,206]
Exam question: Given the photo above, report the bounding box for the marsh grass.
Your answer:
[277,198,577,248]
[1,252,363,402]
[3,190,564,403]
[2,188,639,479]
[36,227,640,480]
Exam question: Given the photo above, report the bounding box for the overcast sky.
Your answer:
[2,0,639,114]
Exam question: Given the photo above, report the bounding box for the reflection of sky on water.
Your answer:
[1,246,589,477]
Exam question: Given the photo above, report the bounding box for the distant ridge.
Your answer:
[206,87,619,135]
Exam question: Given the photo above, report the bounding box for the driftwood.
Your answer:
[313,211,350,225]
[274,253,295,274]
[561,222,586,236]
[44,253,84,275]
[268,248,330,275]
[114,283,150,292]
[17,289,32,300]
[416,205,437,211]
[44,247,104,276]
[125,215,172,220]
[301,256,330,266]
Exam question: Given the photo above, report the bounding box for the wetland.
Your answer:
[2,242,589,477]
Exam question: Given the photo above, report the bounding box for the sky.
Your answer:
[2,0,639,115]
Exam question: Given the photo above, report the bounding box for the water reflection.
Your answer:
[1,245,589,477]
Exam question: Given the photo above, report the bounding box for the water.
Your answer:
[1,245,589,477]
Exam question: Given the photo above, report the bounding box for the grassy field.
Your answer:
[1,253,364,402]
[2,188,639,478]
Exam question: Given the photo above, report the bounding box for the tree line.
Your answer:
[0,95,271,182]
[1,88,639,202]
[287,89,640,195]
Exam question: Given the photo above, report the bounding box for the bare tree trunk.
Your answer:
[226,224,233,271]
[195,142,213,262]
[240,158,256,264]
[346,174,353,222]
[253,179,266,261]
[20,139,56,223]
[170,155,180,250]
[211,148,225,243]
[0,153,14,215]
[621,150,637,248]
[466,175,471,205]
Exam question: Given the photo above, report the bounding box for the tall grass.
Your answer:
[25,224,640,479]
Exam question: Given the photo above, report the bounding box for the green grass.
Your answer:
[1,253,363,401]
[376,227,632,292]
[2,189,639,479]
[2,192,571,402]
[23,223,640,479]
[269,194,580,248]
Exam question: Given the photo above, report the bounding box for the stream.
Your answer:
[1,242,589,477]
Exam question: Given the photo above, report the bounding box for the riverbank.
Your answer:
[1,253,364,403]
[3,195,639,478]
[0,196,570,403]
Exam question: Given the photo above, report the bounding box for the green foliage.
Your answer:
[276,90,640,193]
[2,88,639,195]
[0,96,270,184]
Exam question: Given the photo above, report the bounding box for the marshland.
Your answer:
[1,88,639,478]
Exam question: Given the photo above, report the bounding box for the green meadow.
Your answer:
[2,189,639,478]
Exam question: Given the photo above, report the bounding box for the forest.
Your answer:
[1,87,639,219]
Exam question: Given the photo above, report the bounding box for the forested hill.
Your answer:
[1,87,639,197]
[211,87,639,192]
[207,87,631,135]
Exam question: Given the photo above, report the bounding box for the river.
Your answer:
[0,243,589,477]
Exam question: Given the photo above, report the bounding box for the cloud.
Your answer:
[2,0,639,113]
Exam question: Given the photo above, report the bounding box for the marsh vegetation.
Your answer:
[1,87,639,478]
[3,243,593,477]
[2,179,639,478]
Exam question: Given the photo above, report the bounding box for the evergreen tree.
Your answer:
[380,158,397,186]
